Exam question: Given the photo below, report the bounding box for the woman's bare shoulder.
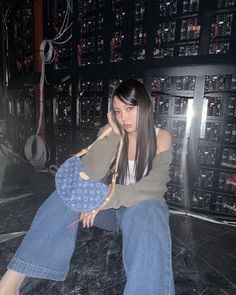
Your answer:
[156,128,172,154]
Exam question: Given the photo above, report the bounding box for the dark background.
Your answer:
[0,0,236,294]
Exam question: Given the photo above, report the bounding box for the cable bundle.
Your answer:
[24,135,50,170]
[24,0,73,171]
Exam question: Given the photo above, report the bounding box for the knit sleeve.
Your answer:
[102,148,172,209]
[80,131,120,181]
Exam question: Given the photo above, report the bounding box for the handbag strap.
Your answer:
[75,126,123,194]
[74,126,113,157]
[105,134,123,203]
[67,131,123,228]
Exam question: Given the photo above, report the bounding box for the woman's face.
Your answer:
[112,95,139,135]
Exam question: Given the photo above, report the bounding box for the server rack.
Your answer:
[2,1,236,217]
[147,65,236,220]
[0,0,37,155]
[5,0,232,219]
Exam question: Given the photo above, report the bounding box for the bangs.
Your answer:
[114,90,138,106]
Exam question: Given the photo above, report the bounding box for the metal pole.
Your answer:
[0,2,12,195]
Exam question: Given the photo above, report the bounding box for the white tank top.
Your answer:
[125,127,160,185]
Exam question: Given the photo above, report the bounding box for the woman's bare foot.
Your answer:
[0,270,26,295]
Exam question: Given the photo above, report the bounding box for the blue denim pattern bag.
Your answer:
[55,127,123,213]
[55,156,109,212]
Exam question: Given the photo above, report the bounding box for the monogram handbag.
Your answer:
[55,127,123,213]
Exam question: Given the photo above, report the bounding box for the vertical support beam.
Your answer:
[35,0,43,73]
[187,75,206,210]
[34,0,45,139]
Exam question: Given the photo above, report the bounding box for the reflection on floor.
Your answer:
[0,155,236,295]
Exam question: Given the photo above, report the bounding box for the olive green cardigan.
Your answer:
[81,131,172,210]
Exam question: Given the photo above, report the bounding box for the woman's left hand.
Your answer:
[79,194,111,228]
[79,211,98,228]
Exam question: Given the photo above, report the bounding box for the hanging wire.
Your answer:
[24,0,73,171]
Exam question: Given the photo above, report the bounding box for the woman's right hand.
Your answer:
[107,112,120,135]
[79,211,97,228]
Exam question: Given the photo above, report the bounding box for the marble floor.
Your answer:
[0,150,236,295]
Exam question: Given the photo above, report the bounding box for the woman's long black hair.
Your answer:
[111,79,157,184]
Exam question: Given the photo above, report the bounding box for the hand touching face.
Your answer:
[107,111,120,135]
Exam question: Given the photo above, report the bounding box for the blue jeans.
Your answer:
[8,191,175,295]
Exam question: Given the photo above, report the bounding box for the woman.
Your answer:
[0,79,175,295]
